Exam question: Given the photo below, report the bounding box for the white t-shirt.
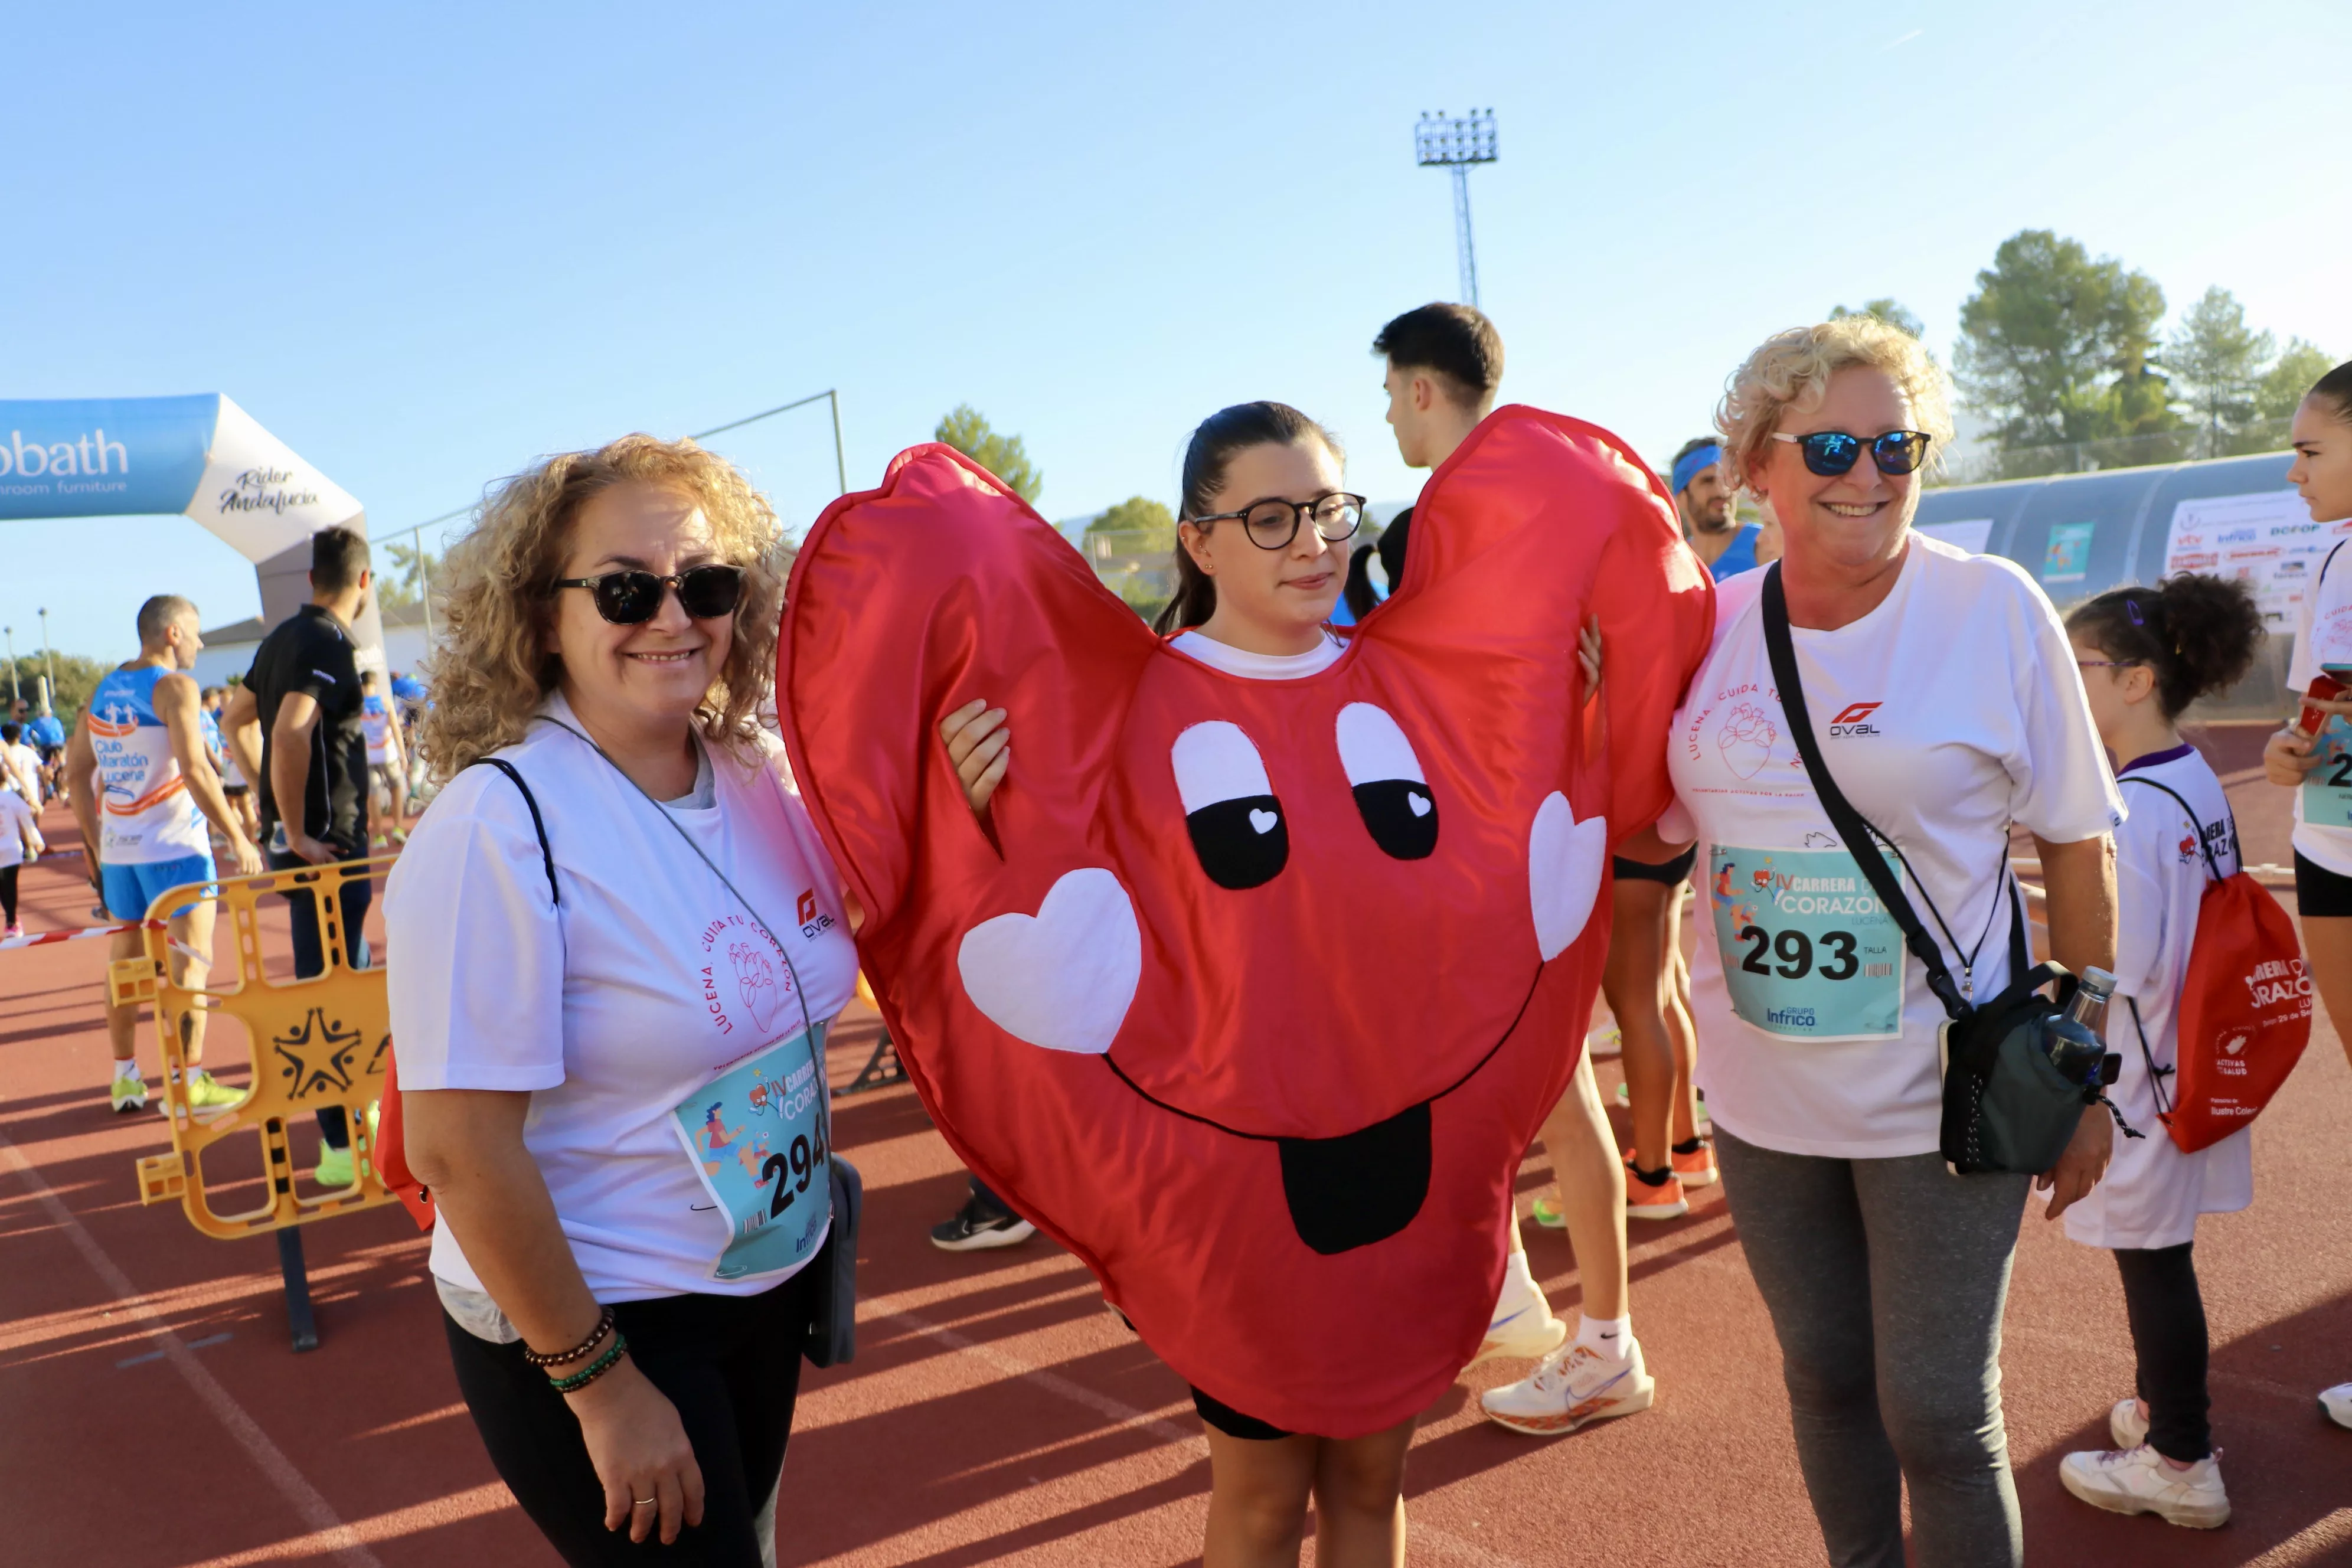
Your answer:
[2063,745,2253,1248]
[1666,538,2124,1157]
[0,788,38,867]
[2,742,40,803]
[2284,538,2352,874]
[1170,628,1346,679]
[387,693,860,1301]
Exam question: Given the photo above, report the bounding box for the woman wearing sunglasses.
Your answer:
[1652,318,2121,1567]
[387,435,860,1566]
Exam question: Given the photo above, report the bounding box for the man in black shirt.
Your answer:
[221,525,376,1180]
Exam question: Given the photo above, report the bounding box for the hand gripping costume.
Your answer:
[779,405,1711,1435]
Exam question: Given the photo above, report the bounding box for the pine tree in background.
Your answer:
[935,406,1043,503]
[2258,338,2340,424]
[2167,286,2272,448]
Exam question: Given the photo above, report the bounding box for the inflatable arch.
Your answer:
[0,395,386,662]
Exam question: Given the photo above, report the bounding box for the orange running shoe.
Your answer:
[1623,1157,1688,1220]
[1671,1138,1717,1189]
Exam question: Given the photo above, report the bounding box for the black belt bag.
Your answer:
[1759,564,2089,1176]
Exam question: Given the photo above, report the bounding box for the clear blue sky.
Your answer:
[4,1,2346,661]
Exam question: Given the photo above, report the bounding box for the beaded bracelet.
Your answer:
[548,1332,628,1394]
[522,1305,615,1369]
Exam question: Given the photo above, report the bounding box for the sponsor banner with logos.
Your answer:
[2164,489,2348,631]
[0,394,360,563]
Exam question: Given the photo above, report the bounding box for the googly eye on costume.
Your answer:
[1170,721,1288,890]
[1335,703,1437,860]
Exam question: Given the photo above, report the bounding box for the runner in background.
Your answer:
[2256,357,2352,1429]
[27,700,67,803]
[0,767,44,938]
[63,596,263,1114]
[2055,576,2262,1529]
[203,686,261,844]
[221,528,376,1184]
[1671,437,1760,579]
[1,723,43,808]
[1368,302,1655,1437]
[361,668,411,847]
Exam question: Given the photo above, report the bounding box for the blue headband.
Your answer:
[1670,443,1723,496]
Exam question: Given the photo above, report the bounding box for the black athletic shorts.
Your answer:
[1613,845,1697,885]
[2296,850,2352,919]
[1191,1385,1293,1441]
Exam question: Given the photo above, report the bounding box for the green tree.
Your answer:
[935,405,1043,503]
[1084,495,1176,551]
[1,652,112,731]
[1830,298,1926,340]
[1955,230,2180,452]
[2167,286,2273,445]
[378,539,442,610]
[2258,337,2340,423]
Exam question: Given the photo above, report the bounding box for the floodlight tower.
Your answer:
[1415,109,1498,308]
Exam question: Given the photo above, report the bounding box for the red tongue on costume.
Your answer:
[778,407,1712,1438]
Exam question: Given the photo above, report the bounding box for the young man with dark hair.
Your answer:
[221,525,377,1183]
[65,594,263,1111]
[1370,305,1658,1435]
[1669,436,1759,577]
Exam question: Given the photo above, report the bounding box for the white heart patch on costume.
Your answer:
[957,868,1142,1055]
[1407,791,1432,818]
[1528,792,1609,961]
[1248,808,1279,835]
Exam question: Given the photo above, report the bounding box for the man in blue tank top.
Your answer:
[64,596,263,1113]
[1671,437,1762,580]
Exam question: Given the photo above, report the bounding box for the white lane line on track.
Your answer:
[881,1306,1528,1567]
[0,1126,386,1568]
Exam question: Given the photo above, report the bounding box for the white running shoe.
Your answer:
[2059,1445,2229,1529]
[2109,1396,2150,1449]
[2321,1383,2352,1430]
[1471,1272,1567,1366]
[1481,1340,1655,1435]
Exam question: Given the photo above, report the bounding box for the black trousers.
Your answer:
[0,864,16,926]
[443,1269,816,1566]
[269,847,370,1148]
[2114,1242,2211,1462]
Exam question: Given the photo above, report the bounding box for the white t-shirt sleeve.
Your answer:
[2001,573,2124,844]
[386,778,567,1092]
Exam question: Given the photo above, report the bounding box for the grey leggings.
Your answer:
[1717,1128,2030,1568]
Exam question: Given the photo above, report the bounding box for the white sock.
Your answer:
[113,1057,142,1082]
[1576,1313,1632,1358]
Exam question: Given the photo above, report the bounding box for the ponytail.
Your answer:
[1342,542,1381,621]
[2066,575,2265,720]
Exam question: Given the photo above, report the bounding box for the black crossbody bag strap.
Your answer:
[475,757,560,907]
[1759,563,1974,1022]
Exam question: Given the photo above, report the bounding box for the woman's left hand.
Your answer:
[2036,1106,2113,1220]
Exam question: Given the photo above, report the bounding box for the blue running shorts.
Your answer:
[101,852,219,922]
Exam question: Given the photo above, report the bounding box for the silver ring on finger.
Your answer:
[633,1496,657,1508]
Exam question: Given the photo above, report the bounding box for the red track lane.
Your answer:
[5,731,2350,1567]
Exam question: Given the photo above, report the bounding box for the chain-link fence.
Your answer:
[1934,417,2297,486]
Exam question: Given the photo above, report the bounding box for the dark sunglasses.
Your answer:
[549,564,745,625]
[1772,429,1932,477]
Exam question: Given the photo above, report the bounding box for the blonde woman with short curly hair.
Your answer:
[1652,320,2121,1566]
[387,435,861,1565]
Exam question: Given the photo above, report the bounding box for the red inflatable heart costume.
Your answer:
[779,406,1711,1435]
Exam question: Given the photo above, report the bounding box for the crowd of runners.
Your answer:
[22,305,2352,1568]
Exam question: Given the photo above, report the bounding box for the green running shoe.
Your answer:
[181,1069,247,1112]
[1531,1194,1566,1230]
[110,1074,151,1113]
[312,1142,357,1188]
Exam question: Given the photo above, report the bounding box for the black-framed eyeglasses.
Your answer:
[1185,492,1366,551]
[548,565,746,625]
[1772,429,1933,477]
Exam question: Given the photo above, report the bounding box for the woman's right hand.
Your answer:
[2266,723,2324,787]
[567,1357,705,1544]
[939,698,1011,815]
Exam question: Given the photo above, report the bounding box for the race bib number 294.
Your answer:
[1709,845,1904,1041]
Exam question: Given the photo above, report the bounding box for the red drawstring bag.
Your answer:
[374,1045,437,1231]
[2122,778,2312,1152]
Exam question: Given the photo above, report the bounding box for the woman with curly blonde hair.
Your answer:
[1651,318,2121,1567]
[387,435,861,1566]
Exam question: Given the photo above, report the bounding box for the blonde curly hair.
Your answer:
[1714,316,1955,492]
[417,435,786,781]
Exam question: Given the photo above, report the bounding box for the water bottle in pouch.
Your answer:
[2045,965,2117,1089]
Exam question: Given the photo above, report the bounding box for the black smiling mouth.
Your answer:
[1099,964,1547,1255]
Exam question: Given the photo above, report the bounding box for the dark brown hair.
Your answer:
[2311,360,2352,424]
[1152,402,1340,635]
[2066,574,2264,720]
[1373,303,1504,408]
[310,525,372,594]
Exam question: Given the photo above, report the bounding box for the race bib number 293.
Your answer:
[1708,845,1904,1041]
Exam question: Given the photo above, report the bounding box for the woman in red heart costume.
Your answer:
[777,403,1710,1467]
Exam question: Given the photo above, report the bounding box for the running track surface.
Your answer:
[5,726,2349,1567]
